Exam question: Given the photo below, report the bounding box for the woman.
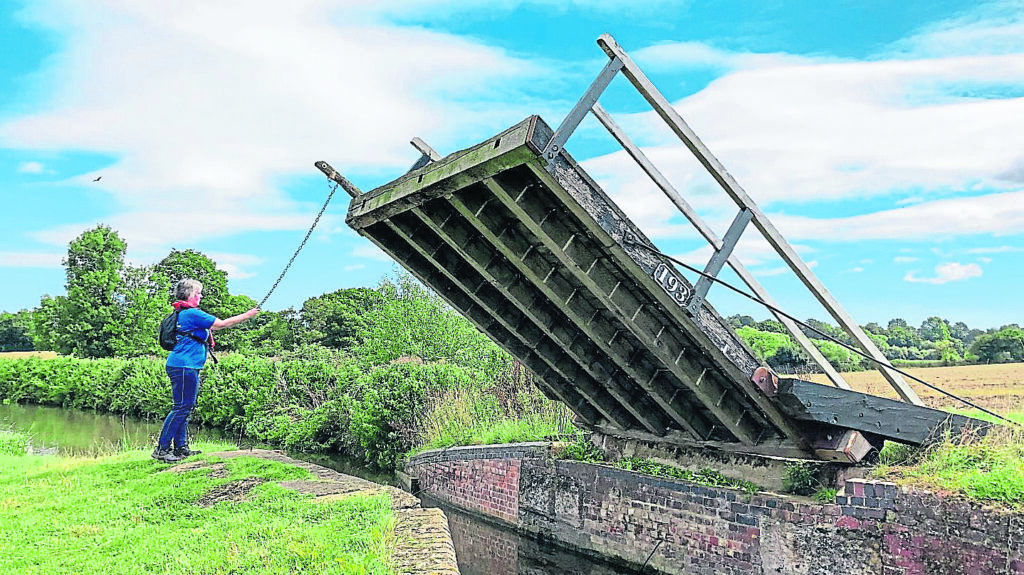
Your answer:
[152,278,259,463]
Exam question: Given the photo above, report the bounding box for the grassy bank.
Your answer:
[0,435,396,574]
[872,416,1024,508]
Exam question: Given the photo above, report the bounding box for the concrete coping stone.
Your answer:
[407,442,553,466]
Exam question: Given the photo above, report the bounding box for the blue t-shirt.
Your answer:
[166,308,217,369]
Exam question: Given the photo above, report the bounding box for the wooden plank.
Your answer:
[346,117,541,229]
[595,34,921,405]
[775,378,988,445]
[521,160,808,449]
[577,422,812,460]
[406,200,669,436]
[589,102,851,390]
[480,177,736,443]
[381,213,637,430]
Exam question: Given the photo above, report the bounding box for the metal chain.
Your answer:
[258,181,340,308]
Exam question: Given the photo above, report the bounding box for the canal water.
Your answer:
[0,403,639,574]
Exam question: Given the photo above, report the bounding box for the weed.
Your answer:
[783,461,822,496]
[813,487,838,503]
[0,429,29,456]
[554,435,606,462]
[872,424,1024,507]
[614,457,760,494]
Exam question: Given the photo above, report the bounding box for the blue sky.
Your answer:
[1,0,1022,330]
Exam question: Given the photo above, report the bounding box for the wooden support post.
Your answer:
[542,56,623,169]
[411,137,442,161]
[314,161,362,199]
[687,207,752,316]
[589,103,851,390]
[594,35,919,404]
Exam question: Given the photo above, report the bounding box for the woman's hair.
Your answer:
[175,278,203,301]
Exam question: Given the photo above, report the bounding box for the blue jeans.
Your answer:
[158,366,200,450]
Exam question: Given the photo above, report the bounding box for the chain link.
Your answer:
[258,181,340,308]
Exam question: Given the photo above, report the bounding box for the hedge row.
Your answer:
[0,347,494,470]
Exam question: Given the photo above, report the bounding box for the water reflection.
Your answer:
[421,495,641,575]
[0,402,228,455]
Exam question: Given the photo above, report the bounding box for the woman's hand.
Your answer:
[211,307,262,331]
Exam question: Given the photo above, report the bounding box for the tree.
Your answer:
[920,316,950,342]
[31,294,64,352]
[0,310,34,351]
[970,326,1024,364]
[726,315,756,330]
[735,326,796,362]
[52,225,128,357]
[106,267,171,357]
[155,249,232,316]
[755,319,787,334]
[863,322,885,335]
[299,288,383,349]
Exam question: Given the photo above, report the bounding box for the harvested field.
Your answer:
[0,351,58,359]
[803,363,1024,412]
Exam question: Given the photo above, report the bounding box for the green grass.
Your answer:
[945,407,1024,425]
[407,382,577,456]
[0,447,396,574]
[872,424,1024,508]
[0,429,29,456]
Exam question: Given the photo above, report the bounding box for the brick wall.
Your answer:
[407,443,1024,575]
[408,444,547,525]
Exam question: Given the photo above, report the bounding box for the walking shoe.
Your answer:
[173,446,202,458]
[151,447,182,463]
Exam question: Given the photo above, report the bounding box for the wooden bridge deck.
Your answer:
[344,116,985,461]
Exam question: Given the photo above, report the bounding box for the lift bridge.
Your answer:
[319,35,985,463]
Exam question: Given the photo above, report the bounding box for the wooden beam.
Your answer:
[775,378,988,446]
[407,200,669,436]
[521,160,809,450]
[589,103,851,391]
[478,177,736,443]
[594,34,921,406]
[578,422,813,460]
[381,213,635,430]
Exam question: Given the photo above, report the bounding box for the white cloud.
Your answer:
[352,243,392,262]
[851,267,864,273]
[0,252,63,268]
[581,6,1024,240]
[978,256,994,263]
[771,190,1024,241]
[887,1,1024,58]
[966,245,1024,254]
[344,264,366,272]
[904,261,983,284]
[671,236,816,267]
[4,0,543,253]
[17,161,46,174]
[206,252,264,280]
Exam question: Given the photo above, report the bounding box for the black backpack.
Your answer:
[158,310,217,363]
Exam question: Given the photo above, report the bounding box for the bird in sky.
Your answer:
[92,176,101,182]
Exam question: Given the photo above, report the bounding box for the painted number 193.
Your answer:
[653,263,691,307]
